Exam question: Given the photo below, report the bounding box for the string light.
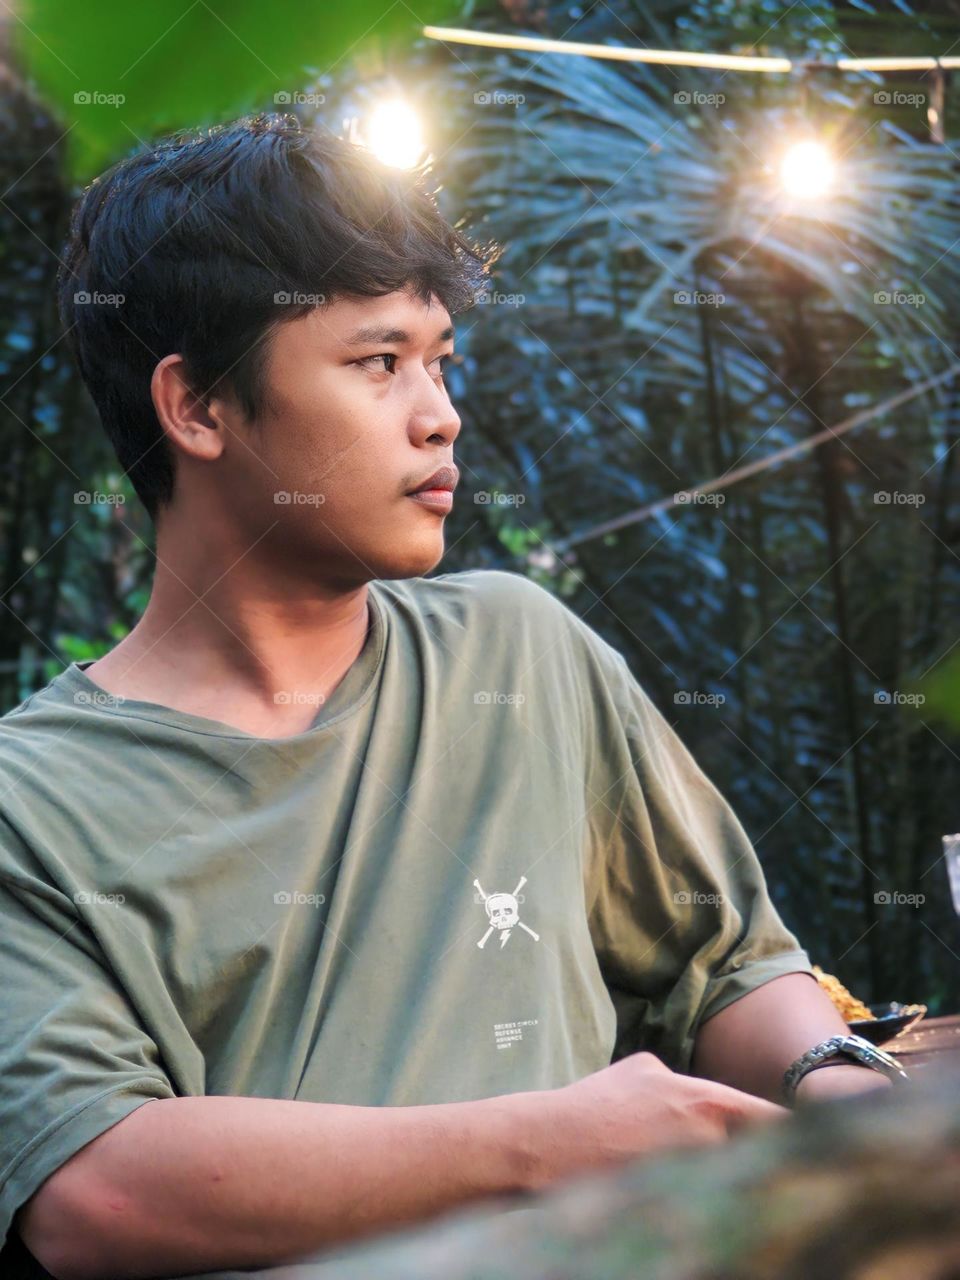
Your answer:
[423,27,956,143]
[365,99,426,169]
[416,25,957,550]
[423,27,960,75]
[422,26,791,72]
[780,140,837,199]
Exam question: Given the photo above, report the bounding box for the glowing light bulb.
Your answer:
[366,99,425,169]
[780,140,836,199]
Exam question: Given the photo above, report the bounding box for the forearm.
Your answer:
[689,971,890,1105]
[20,1091,544,1280]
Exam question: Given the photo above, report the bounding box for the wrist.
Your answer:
[794,1062,894,1105]
[492,1089,558,1194]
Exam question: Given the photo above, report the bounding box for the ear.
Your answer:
[150,353,228,463]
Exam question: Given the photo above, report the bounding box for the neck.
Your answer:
[85,511,372,730]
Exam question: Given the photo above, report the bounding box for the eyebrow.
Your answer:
[343,323,455,347]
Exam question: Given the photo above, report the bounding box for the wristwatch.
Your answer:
[781,1033,911,1105]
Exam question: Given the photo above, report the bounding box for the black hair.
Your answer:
[57,112,496,521]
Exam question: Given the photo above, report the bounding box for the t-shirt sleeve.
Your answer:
[561,609,817,1076]
[0,827,176,1252]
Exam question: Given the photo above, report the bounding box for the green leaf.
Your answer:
[15,0,454,178]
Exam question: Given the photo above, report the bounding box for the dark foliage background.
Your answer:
[2,1,958,1010]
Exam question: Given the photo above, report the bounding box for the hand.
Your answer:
[524,1051,789,1191]
[793,1063,895,1107]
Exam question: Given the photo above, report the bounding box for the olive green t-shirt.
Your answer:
[0,569,814,1252]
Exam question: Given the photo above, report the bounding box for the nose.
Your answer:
[408,373,461,449]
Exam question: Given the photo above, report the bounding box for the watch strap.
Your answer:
[781,1033,910,1104]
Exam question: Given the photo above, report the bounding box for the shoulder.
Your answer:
[373,569,574,630]
[373,569,633,701]
[0,672,92,838]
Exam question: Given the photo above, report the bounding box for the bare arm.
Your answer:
[690,971,893,1105]
[18,1053,788,1280]
[16,1092,541,1280]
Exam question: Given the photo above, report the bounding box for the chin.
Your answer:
[369,533,447,581]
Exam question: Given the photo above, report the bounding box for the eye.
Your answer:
[354,351,454,378]
[356,353,397,373]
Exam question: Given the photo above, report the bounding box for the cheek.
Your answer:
[258,382,381,481]
[244,370,413,517]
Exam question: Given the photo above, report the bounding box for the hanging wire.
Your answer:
[422,23,960,555]
[552,363,960,556]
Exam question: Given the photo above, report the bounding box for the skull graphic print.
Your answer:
[474,874,541,949]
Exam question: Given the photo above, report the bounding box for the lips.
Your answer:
[407,464,460,495]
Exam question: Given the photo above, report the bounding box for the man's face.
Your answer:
[217,288,462,586]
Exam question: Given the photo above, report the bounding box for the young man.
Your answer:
[0,114,896,1280]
